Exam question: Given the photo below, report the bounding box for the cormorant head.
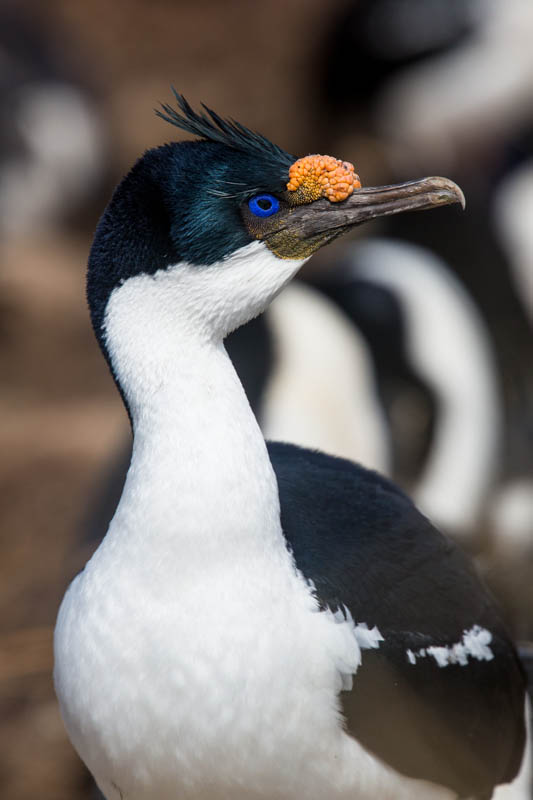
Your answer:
[88,91,464,390]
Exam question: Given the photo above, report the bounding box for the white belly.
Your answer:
[54,549,455,800]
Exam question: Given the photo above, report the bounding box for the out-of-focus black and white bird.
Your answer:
[312,238,502,539]
[319,0,533,574]
[0,5,107,237]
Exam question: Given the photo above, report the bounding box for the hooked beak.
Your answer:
[286,176,465,240]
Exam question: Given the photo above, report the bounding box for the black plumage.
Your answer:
[271,441,526,797]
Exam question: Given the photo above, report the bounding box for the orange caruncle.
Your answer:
[286,155,361,203]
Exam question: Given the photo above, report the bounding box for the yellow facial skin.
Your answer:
[239,190,337,259]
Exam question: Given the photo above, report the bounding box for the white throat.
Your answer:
[101,242,306,561]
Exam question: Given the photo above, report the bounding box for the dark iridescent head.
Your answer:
[88,90,464,364]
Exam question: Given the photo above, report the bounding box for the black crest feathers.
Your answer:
[156,89,294,172]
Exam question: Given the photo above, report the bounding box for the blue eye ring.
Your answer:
[248,194,280,218]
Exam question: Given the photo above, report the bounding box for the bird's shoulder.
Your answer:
[267,441,526,798]
[269,439,474,624]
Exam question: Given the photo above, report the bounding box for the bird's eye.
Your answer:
[248,194,280,218]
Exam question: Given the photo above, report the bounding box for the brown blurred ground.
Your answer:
[0,1,347,797]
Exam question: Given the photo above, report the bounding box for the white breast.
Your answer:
[54,245,458,800]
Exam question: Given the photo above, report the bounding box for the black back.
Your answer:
[270,441,526,798]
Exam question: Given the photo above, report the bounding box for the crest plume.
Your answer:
[156,88,294,172]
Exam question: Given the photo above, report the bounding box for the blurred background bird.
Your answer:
[1,1,532,798]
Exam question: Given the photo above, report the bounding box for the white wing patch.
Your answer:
[406,625,494,668]
[353,622,385,651]
[327,606,384,692]
[332,605,384,650]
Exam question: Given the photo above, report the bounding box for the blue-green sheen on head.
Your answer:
[155,89,295,195]
[88,91,464,361]
[87,132,294,340]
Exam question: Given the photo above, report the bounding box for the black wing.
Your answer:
[269,441,526,799]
